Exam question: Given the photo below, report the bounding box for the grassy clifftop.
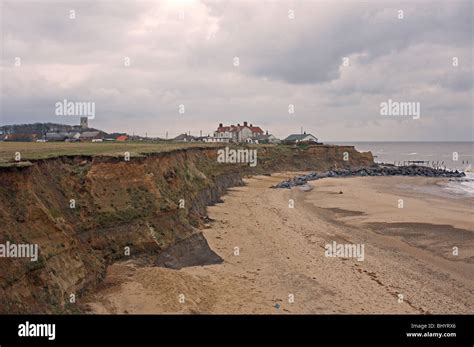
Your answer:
[0,142,220,165]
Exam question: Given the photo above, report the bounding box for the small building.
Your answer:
[66,132,81,141]
[80,131,102,141]
[4,133,38,142]
[199,135,230,143]
[284,132,318,144]
[116,135,128,142]
[173,133,197,142]
[255,133,280,144]
[45,132,67,141]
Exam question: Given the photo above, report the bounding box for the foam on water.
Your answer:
[444,172,474,197]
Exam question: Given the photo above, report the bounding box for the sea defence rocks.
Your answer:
[272,165,466,189]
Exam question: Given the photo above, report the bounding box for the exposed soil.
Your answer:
[0,144,373,313]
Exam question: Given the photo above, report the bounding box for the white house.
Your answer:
[200,136,230,143]
[284,132,319,143]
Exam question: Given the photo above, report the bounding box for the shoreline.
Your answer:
[85,174,474,314]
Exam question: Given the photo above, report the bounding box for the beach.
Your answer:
[86,174,474,314]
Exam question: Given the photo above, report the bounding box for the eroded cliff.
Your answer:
[0,144,373,313]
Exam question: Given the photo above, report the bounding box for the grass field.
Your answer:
[0,141,224,165]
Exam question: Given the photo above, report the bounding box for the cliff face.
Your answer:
[0,145,373,313]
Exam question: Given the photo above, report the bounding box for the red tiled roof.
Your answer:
[249,126,264,133]
[116,135,128,141]
[217,126,234,132]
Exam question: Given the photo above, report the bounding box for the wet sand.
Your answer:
[86,174,474,314]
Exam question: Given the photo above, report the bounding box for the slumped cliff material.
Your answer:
[0,145,373,313]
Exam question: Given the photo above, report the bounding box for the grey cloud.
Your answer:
[0,0,472,141]
[199,1,472,85]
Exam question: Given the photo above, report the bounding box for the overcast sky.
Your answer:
[1,0,472,141]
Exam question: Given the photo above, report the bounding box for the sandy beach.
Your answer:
[86,174,474,314]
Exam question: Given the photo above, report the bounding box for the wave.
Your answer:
[444,172,474,197]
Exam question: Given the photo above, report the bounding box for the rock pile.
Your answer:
[272,165,466,189]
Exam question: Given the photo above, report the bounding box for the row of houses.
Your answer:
[0,118,131,143]
[43,131,128,142]
[173,121,319,145]
[1,131,129,142]
[0,118,319,145]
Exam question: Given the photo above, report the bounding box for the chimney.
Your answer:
[237,123,240,127]
[304,131,306,135]
[266,130,268,135]
[250,123,253,127]
[219,123,223,128]
[244,121,248,127]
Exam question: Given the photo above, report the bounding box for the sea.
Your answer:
[331,142,474,197]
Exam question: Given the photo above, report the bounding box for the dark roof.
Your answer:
[173,133,196,141]
[80,131,101,138]
[217,124,264,134]
[46,132,67,140]
[255,134,270,140]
